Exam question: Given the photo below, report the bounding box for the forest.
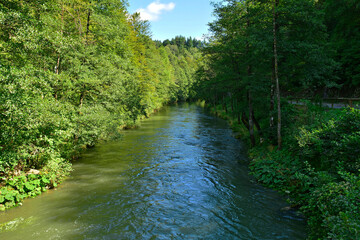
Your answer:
[193,0,359,239]
[0,0,359,239]
[0,0,201,209]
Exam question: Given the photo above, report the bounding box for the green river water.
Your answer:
[0,104,306,239]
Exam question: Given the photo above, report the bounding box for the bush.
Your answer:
[250,108,360,239]
[303,172,360,240]
[0,165,71,211]
[296,108,360,173]
[250,147,335,205]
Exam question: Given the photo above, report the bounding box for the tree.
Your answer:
[0,0,201,199]
[322,0,360,90]
[194,0,333,147]
[273,0,281,149]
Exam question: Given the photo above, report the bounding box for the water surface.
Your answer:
[0,104,306,239]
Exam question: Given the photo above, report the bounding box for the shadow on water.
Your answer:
[0,103,307,240]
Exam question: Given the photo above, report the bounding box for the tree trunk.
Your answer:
[248,90,256,147]
[241,112,250,130]
[270,65,275,128]
[54,4,64,100]
[79,91,85,109]
[223,95,228,113]
[237,97,242,124]
[273,0,282,149]
[231,96,234,113]
[86,2,91,44]
[252,110,262,137]
[56,55,60,75]
[222,95,225,111]
[77,9,83,37]
[246,14,256,147]
[56,5,64,75]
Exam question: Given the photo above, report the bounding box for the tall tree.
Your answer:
[194,0,333,147]
[273,0,281,149]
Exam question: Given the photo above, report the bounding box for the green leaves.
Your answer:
[0,172,61,210]
[41,176,50,185]
[305,172,360,239]
[296,108,360,173]
[24,182,35,192]
[250,107,360,239]
[4,192,14,201]
[324,0,360,87]
[0,0,200,211]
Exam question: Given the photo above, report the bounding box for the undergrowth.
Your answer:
[208,101,360,239]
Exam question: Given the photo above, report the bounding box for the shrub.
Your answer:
[296,108,360,173]
[250,108,360,239]
[0,166,71,211]
[303,172,360,240]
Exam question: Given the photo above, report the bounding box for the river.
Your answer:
[0,104,306,239]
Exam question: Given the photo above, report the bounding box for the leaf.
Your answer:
[24,182,35,191]
[41,177,50,184]
[4,193,13,201]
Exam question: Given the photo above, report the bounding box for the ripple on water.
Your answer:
[0,104,306,240]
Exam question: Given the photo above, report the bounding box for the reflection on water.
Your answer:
[0,103,306,239]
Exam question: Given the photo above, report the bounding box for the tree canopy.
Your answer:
[0,0,200,209]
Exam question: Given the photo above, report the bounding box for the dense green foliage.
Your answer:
[194,0,335,146]
[156,36,204,49]
[194,0,360,239]
[207,103,360,239]
[250,108,360,239]
[1,0,359,238]
[296,108,360,173]
[194,0,360,146]
[323,0,360,90]
[0,0,200,210]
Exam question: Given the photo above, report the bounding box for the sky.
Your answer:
[128,0,218,41]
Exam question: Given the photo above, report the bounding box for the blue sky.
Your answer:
[128,0,218,41]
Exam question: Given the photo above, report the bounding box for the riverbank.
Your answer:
[0,104,306,239]
[0,106,163,212]
[202,100,360,239]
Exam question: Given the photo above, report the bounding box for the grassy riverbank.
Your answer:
[204,101,360,239]
[0,0,203,212]
[0,107,157,212]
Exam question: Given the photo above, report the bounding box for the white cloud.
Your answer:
[136,1,175,21]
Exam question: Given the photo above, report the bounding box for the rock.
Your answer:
[281,206,292,211]
[26,169,40,175]
[13,169,21,176]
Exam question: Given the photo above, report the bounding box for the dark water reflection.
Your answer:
[0,104,306,239]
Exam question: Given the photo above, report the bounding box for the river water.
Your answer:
[0,104,306,239]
